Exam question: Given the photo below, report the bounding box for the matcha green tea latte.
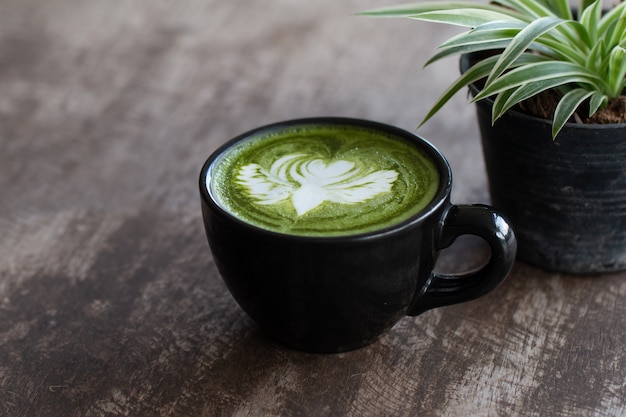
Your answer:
[208,123,440,236]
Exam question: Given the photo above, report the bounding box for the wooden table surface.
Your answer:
[1,0,625,416]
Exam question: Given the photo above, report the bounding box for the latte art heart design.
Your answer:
[236,153,399,215]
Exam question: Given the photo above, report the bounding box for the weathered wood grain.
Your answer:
[0,0,624,416]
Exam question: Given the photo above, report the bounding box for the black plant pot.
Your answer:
[461,53,626,274]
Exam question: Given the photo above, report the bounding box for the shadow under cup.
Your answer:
[199,117,517,353]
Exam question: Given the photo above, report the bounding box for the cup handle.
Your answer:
[408,204,517,316]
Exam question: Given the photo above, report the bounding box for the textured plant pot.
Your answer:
[461,53,626,274]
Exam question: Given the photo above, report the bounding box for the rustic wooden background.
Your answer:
[1,0,625,416]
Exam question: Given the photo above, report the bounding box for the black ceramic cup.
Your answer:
[199,118,516,353]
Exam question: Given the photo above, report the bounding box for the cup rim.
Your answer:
[199,117,452,242]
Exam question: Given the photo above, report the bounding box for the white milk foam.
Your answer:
[235,153,398,216]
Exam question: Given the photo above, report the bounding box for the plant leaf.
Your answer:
[424,22,524,65]
[491,78,574,120]
[535,33,588,63]
[496,2,590,52]
[598,1,626,40]
[607,45,626,97]
[585,41,606,73]
[552,88,594,138]
[438,22,524,48]
[491,88,518,122]
[421,53,546,126]
[429,21,577,66]
[546,0,573,19]
[474,61,608,100]
[419,55,498,126]
[578,0,597,15]
[579,0,602,44]
[425,41,513,66]
[406,9,521,28]
[485,16,565,85]
[359,2,525,20]
[495,0,556,18]
[603,3,626,49]
[589,92,609,116]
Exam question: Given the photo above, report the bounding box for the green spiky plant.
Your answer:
[362,0,626,138]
